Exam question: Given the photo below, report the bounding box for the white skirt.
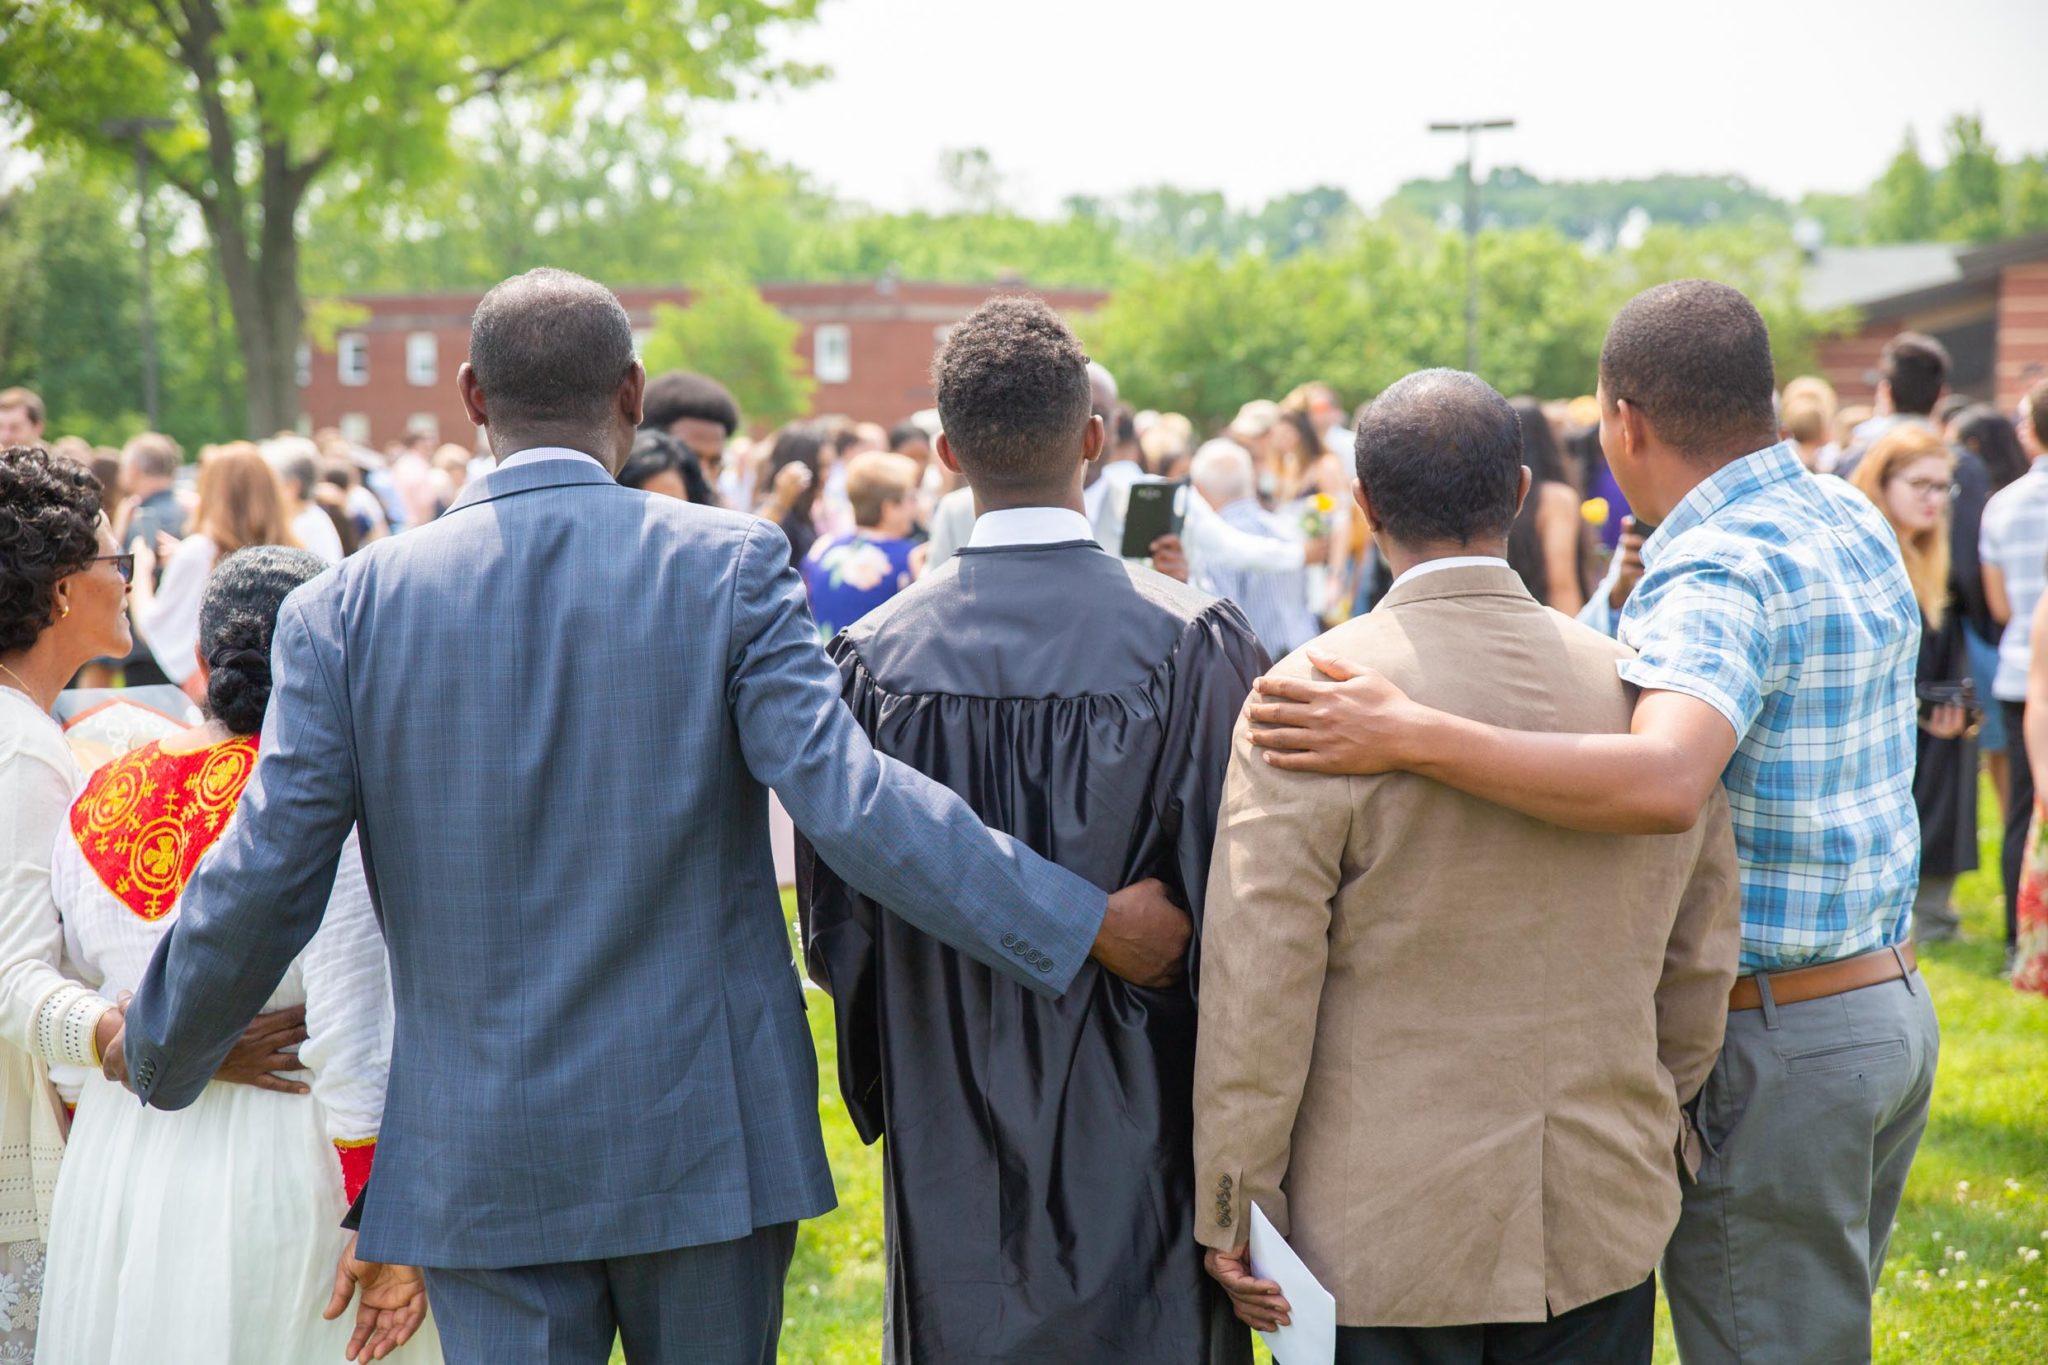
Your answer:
[36,1074,440,1365]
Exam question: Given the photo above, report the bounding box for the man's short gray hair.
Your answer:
[262,436,320,499]
[120,431,182,480]
[1189,438,1256,504]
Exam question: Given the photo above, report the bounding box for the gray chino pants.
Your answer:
[1664,970,1939,1364]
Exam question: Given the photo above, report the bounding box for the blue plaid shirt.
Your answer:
[1615,441,1921,972]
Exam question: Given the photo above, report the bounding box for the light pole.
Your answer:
[100,117,175,430]
[1427,118,1515,373]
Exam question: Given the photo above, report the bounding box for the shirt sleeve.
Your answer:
[295,829,391,1202]
[1978,495,2003,568]
[1184,494,1306,574]
[1577,558,1623,638]
[1617,549,1774,740]
[143,537,214,684]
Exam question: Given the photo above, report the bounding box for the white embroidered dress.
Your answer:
[34,736,439,1364]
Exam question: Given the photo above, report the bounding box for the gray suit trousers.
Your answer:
[1664,970,1939,1364]
[424,1223,798,1365]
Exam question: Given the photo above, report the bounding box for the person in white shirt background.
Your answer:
[263,438,346,565]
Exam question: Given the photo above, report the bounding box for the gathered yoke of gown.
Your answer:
[799,536,1267,1365]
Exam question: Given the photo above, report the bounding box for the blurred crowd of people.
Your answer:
[7,335,2048,996]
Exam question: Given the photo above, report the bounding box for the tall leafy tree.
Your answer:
[640,275,813,430]
[1868,131,1939,242]
[1934,114,2006,242]
[0,0,819,436]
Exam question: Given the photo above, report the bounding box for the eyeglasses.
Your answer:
[90,553,135,584]
[1893,478,1953,500]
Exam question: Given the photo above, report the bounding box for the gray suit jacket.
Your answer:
[124,454,1107,1269]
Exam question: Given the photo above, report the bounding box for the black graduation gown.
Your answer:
[797,538,1266,1365]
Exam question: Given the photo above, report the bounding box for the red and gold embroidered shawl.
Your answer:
[69,737,259,920]
[66,736,378,1199]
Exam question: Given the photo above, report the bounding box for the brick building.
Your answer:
[1807,232,2048,409]
[298,278,1108,448]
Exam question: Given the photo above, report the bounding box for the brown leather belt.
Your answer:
[1728,942,1917,1012]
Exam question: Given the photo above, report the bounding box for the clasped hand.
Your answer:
[1091,878,1192,989]
[100,994,314,1097]
[1205,1242,1292,1333]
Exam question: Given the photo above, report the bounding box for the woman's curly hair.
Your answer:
[0,445,105,655]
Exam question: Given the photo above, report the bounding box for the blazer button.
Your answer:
[1013,940,1030,956]
[1001,933,1018,949]
[1036,957,1052,973]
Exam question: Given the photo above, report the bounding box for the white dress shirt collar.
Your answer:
[967,506,1097,549]
[1388,554,1511,593]
[495,446,606,472]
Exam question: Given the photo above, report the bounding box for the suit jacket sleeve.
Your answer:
[1191,704,1350,1248]
[726,521,1105,998]
[126,589,360,1110]
[1656,789,1743,1170]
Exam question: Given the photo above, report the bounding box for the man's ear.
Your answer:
[1513,465,1533,518]
[1617,399,1649,463]
[934,432,964,476]
[1352,476,1380,534]
[457,363,487,429]
[1081,413,1106,466]
[620,360,647,429]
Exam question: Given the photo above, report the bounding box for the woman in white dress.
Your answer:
[0,447,135,1362]
[37,546,440,1365]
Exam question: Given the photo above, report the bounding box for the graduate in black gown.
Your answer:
[798,301,1264,1364]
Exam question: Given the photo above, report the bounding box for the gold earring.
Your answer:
[59,604,71,619]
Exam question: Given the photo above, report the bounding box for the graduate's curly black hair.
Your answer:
[931,296,1093,493]
[0,445,104,655]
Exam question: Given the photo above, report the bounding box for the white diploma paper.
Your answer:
[1249,1203,1337,1365]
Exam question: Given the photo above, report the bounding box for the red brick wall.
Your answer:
[1818,321,1894,407]
[1998,261,2048,410]
[299,280,1107,449]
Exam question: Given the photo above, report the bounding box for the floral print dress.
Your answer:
[2015,801,2048,996]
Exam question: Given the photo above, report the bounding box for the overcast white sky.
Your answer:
[697,0,2048,215]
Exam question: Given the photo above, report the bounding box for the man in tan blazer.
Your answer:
[1193,368,1741,1364]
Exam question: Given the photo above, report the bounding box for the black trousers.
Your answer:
[1333,1275,1655,1365]
[2003,699,2031,948]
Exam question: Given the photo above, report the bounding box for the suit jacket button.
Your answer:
[1001,933,1018,949]
[1036,957,1052,973]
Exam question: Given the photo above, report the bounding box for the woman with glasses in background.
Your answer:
[1851,427,1977,943]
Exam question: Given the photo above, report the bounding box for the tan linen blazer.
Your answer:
[1193,563,1740,1327]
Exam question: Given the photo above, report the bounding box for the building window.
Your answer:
[933,324,954,349]
[338,333,370,387]
[814,324,851,384]
[406,332,438,387]
[407,413,440,443]
[339,413,371,445]
[295,342,311,388]
[631,328,652,357]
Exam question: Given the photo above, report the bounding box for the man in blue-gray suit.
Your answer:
[114,269,1188,1363]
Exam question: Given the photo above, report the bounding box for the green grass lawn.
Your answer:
[619,827,2046,1362]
